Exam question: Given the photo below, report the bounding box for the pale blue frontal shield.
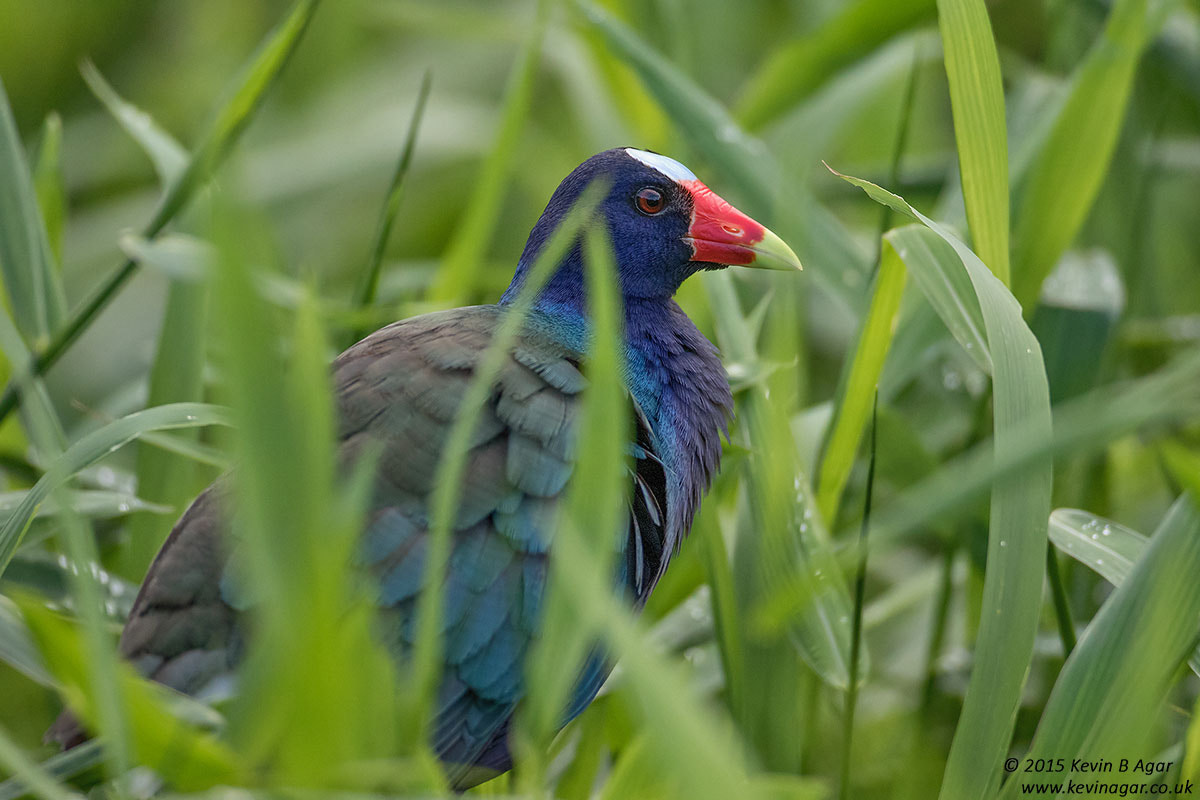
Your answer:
[624,148,698,184]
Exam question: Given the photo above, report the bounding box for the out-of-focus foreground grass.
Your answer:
[1,0,1199,798]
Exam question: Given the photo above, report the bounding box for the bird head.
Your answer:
[505,148,801,306]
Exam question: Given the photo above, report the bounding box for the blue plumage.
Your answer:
[48,148,801,788]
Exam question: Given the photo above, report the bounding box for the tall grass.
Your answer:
[1,0,1199,797]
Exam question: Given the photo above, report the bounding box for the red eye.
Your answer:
[635,187,665,215]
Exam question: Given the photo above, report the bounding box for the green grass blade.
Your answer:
[816,243,906,524]
[575,0,869,316]
[863,351,1200,552]
[19,599,243,791]
[429,0,548,304]
[936,0,1010,285]
[707,271,862,694]
[0,78,58,346]
[516,224,626,789]
[80,60,188,186]
[0,403,232,578]
[833,172,1052,800]
[735,0,936,131]
[0,489,170,521]
[1011,0,1162,308]
[0,740,101,800]
[0,595,50,686]
[118,277,210,581]
[0,722,79,800]
[0,293,66,456]
[543,504,755,800]
[998,494,1200,798]
[0,0,321,429]
[211,206,401,786]
[408,184,604,758]
[1048,508,1145,585]
[353,70,432,318]
[1050,506,1200,677]
[32,113,66,274]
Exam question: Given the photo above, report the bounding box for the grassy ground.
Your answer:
[1,0,1199,797]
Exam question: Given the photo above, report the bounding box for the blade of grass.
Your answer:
[0,489,170,521]
[997,494,1200,799]
[32,113,66,271]
[693,489,746,725]
[429,0,548,304]
[102,67,212,580]
[118,276,210,581]
[516,224,626,790]
[1049,506,1200,676]
[0,0,322,428]
[1011,0,1166,307]
[0,741,102,800]
[0,403,232,578]
[0,78,61,347]
[19,599,243,790]
[735,0,937,131]
[548,514,758,800]
[0,305,65,458]
[0,595,50,686]
[816,245,906,524]
[80,61,188,187]
[211,206,401,787]
[352,70,432,325]
[0,723,80,800]
[936,0,1010,285]
[838,393,877,800]
[708,271,863,694]
[407,184,605,755]
[831,172,1052,800]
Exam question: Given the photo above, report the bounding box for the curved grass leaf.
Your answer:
[410,185,604,758]
[516,225,627,789]
[542,497,756,800]
[210,208,402,787]
[936,0,1010,285]
[18,598,243,791]
[864,350,1200,553]
[0,723,78,800]
[1011,0,1164,307]
[0,741,102,800]
[0,78,62,345]
[998,494,1200,798]
[816,244,907,524]
[80,60,188,187]
[735,0,937,132]
[0,595,50,686]
[354,70,432,317]
[707,271,862,692]
[120,276,210,580]
[32,113,65,269]
[832,172,1052,800]
[430,0,548,304]
[0,489,170,521]
[1050,506,1200,677]
[0,403,232,578]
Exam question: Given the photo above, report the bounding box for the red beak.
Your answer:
[680,180,802,271]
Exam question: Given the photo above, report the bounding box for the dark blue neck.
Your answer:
[502,280,731,543]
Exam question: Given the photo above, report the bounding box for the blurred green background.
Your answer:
[2,0,1200,797]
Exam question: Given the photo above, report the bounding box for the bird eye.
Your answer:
[635,187,665,215]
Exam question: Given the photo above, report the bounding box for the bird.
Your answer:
[47,147,801,787]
